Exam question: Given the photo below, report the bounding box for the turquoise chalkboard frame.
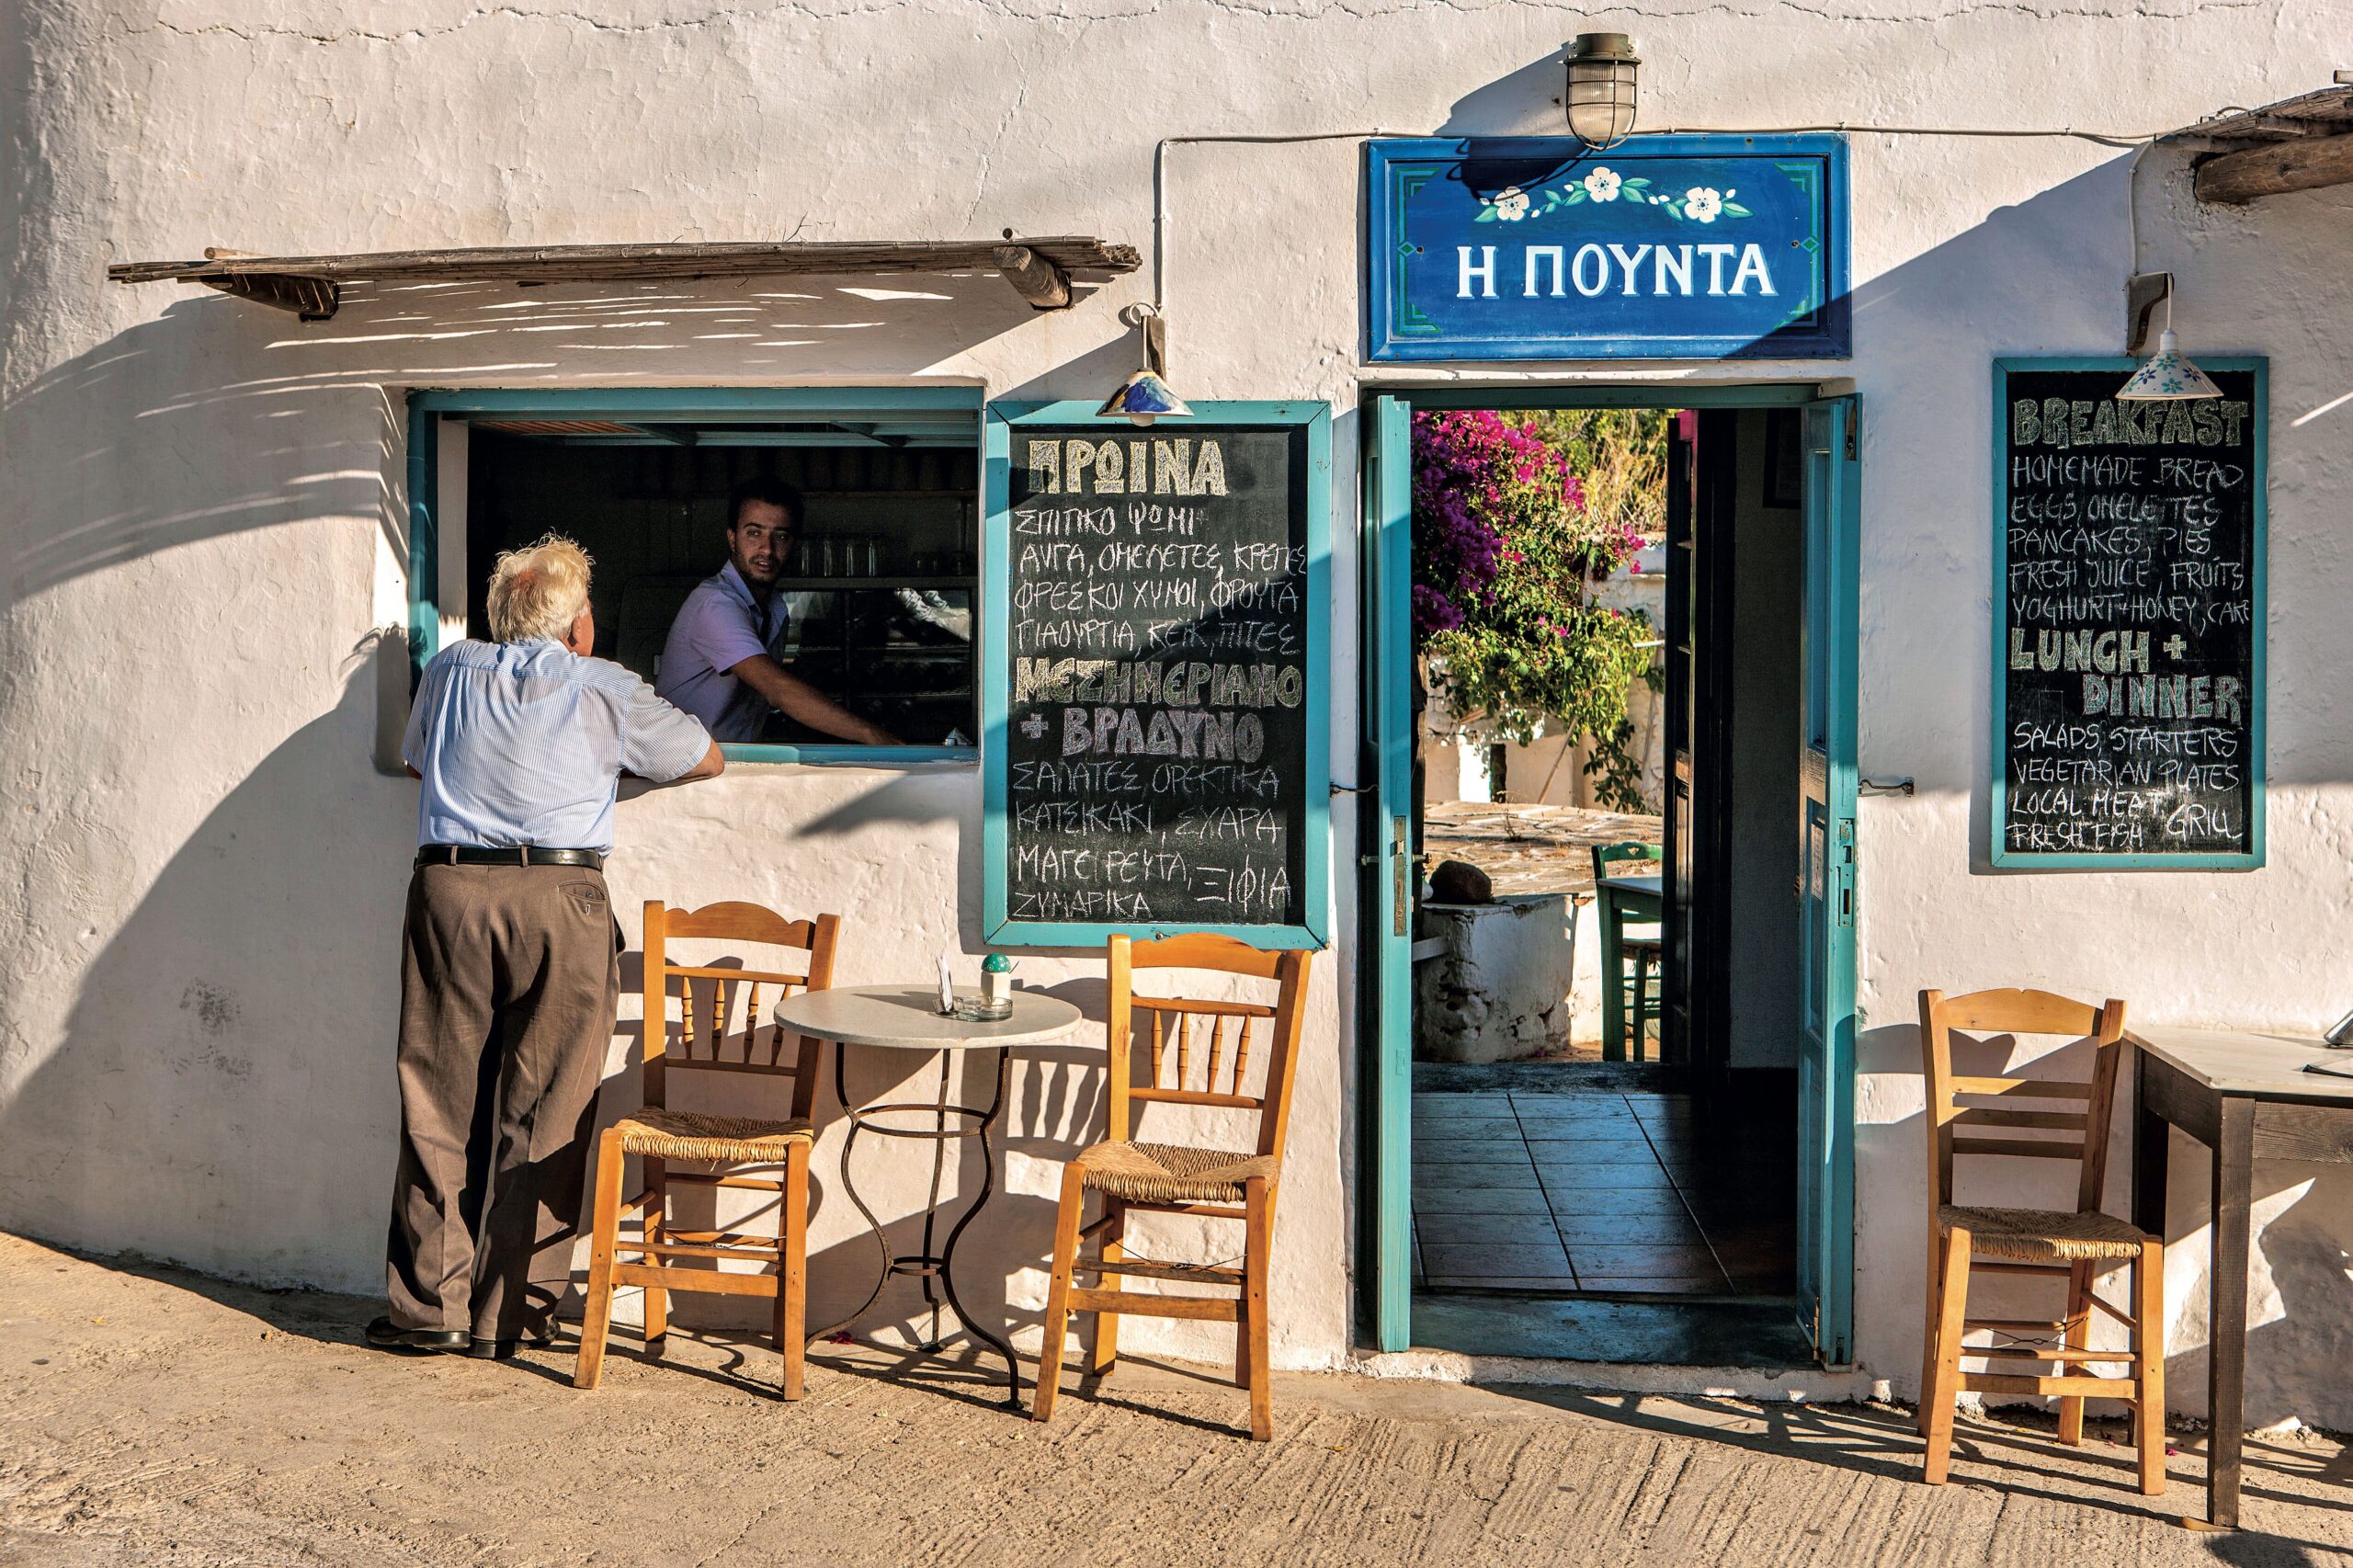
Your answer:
[1988,356,2268,869]
[982,400,1332,948]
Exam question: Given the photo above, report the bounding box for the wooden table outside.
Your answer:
[1597,872,1662,1062]
[771,984,1082,1407]
[2131,1025,2353,1530]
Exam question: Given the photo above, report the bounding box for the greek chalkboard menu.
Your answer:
[984,409,1329,942]
[1993,359,2266,867]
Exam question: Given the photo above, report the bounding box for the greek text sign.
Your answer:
[982,403,1330,946]
[1365,135,1848,361]
[1991,358,2267,869]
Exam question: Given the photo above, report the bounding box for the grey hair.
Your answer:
[484,533,594,644]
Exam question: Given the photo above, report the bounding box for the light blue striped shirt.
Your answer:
[404,639,710,853]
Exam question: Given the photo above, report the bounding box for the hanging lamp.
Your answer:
[2117,294,2222,402]
[1097,303,1192,426]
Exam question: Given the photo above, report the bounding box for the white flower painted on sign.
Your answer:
[1583,167,1622,202]
[1684,187,1723,222]
[1492,186,1530,221]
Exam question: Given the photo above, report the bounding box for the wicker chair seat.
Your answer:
[613,1107,813,1165]
[1937,1203,2148,1262]
[1075,1140,1278,1205]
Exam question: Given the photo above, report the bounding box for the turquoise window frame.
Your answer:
[979,399,1333,949]
[404,386,986,767]
[1987,357,2268,869]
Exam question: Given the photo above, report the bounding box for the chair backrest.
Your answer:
[1106,934,1313,1173]
[1591,840,1664,882]
[1917,987,2128,1217]
[642,901,840,1121]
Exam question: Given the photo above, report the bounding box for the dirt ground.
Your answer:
[2,1233,2347,1566]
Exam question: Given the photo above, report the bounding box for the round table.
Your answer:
[769,984,1081,1406]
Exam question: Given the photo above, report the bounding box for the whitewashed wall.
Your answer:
[3,0,2349,1415]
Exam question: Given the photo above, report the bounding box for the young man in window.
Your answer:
[655,477,899,746]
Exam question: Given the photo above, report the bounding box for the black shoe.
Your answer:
[366,1316,471,1354]
[467,1326,559,1360]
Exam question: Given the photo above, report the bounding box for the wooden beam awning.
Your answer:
[107,236,1141,321]
[2170,84,2353,205]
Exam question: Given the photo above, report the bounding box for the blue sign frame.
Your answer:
[1365,134,1849,362]
[1988,357,2268,869]
[981,400,1331,949]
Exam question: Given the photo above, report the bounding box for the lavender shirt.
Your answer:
[654,562,788,743]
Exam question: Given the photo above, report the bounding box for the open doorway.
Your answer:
[1362,390,1857,1365]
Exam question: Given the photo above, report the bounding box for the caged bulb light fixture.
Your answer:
[1564,33,1642,152]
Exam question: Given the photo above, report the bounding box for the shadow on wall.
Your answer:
[4,266,1106,601]
[0,665,415,1289]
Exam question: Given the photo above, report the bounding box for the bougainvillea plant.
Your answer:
[1411,408,1662,812]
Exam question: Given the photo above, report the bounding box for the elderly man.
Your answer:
[370,534,722,1358]
[656,475,899,745]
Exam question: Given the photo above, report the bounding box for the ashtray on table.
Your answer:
[942,994,1014,1022]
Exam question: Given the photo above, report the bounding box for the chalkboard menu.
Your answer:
[983,405,1330,943]
[1992,359,2266,868]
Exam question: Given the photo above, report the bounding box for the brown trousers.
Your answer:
[386,862,619,1340]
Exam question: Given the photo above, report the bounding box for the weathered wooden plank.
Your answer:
[2195,133,2353,203]
[109,236,1140,287]
[2252,1101,2353,1163]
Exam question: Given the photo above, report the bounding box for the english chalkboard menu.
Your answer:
[1992,359,2266,868]
[984,407,1329,942]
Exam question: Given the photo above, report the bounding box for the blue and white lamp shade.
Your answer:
[1097,369,1192,425]
[2117,330,2222,402]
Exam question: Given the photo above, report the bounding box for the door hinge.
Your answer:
[1843,403,1859,460]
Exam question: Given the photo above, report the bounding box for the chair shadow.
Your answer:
[1495,1386,2336,1547]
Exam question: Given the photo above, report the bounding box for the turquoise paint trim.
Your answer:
[1362,385,1862,1363]
[1986,357,2268,870]
[1797,393,1859,1368]
[1365,393,1415,1354]
[405,399,439,687]
[980,400,1333,949]
[410,386,984,415]
[402,386,986,767]
[722,744,975,767]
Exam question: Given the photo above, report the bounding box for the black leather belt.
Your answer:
[416,845,605,870]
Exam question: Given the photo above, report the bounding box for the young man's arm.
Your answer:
[727,654,900,745]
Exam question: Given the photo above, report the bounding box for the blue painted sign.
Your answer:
[1365,135,1848,361]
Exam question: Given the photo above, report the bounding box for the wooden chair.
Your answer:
[1592,840,1664,1061]
[1915,988,2165,1494]
[1033,934,1313,1441]
[574,901,839,1399]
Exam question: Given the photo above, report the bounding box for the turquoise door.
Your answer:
[1362,395,1415,1351]
[1796,395,1859,1365]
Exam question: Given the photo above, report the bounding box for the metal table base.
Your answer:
[809,1040,1022,1407]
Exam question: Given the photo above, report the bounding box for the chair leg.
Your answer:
[1243,1178,1273,1443]
[1031,1164,1086,1425]
[1631,956,1652,1063]
[2136,1238,2167,1496]
[573,1129,625,1391]
[775,1141,811,1401]
[642,1157,670,1358]
[1089,1199,1125,1379]
[2056,1261,2093,1446]
[1916,1226,1945,1438]
[1922,1227,1972,1484]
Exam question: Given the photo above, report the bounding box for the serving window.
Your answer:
[415,391,983,762]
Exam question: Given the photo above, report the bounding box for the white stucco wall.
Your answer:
[4,0,2349,1416]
